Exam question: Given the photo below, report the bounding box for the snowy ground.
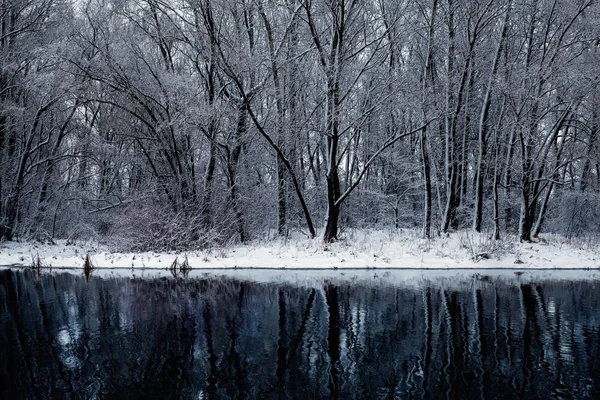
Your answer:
[1,229,599,275]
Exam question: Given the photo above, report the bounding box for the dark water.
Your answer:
[2,270,600,399]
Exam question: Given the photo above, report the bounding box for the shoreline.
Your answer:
[1,229,599,273]
[5,264,600,287]
[4,265,600,271]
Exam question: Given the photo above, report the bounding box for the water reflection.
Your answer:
[2,270,600,399]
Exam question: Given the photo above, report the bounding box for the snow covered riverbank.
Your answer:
[1,229,599,272]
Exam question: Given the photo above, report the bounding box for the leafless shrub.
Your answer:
[457,230,506,261]
[545,192,600,238]
[111,199,237,252]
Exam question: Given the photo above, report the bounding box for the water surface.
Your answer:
[2,269,600,399]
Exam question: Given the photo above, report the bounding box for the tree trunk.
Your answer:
[580,120,597,192]
[202,138,217,226]
[277,152,287,236]
[492,176,501,240]
[503,127,516,231]
[519,178,535,242]
[441,0,460,234]
[473,0,511,232]
[260,6,288,236]
[420,0,438,239]
[228,103,248,243]
[323,134,341,242]
[421,127,433,239]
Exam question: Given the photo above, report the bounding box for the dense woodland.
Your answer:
[1,0,599,248]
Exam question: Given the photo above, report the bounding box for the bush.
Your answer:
[110,199,235,252]
[545,191,600,238]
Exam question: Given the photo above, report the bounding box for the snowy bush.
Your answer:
[110,198,237,252]
[544,191,600,238]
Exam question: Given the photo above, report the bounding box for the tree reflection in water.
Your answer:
[2,270,600,399]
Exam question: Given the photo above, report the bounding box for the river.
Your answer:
[2,269,600,399]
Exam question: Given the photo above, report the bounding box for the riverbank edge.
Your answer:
[1,229,598,271]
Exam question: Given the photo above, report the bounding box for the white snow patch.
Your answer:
[1,229,599,274]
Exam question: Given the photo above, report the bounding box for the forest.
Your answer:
[1,0,599,249]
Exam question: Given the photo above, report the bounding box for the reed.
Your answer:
[169,257,179,278]
[180,255,191,277]
[31,253,44,277]
[83,254,95,281]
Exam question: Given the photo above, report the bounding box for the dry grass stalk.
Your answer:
[31,254,45,277]
[180,255,191,277]
[83,254,95,281]
[169,257,179,278]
